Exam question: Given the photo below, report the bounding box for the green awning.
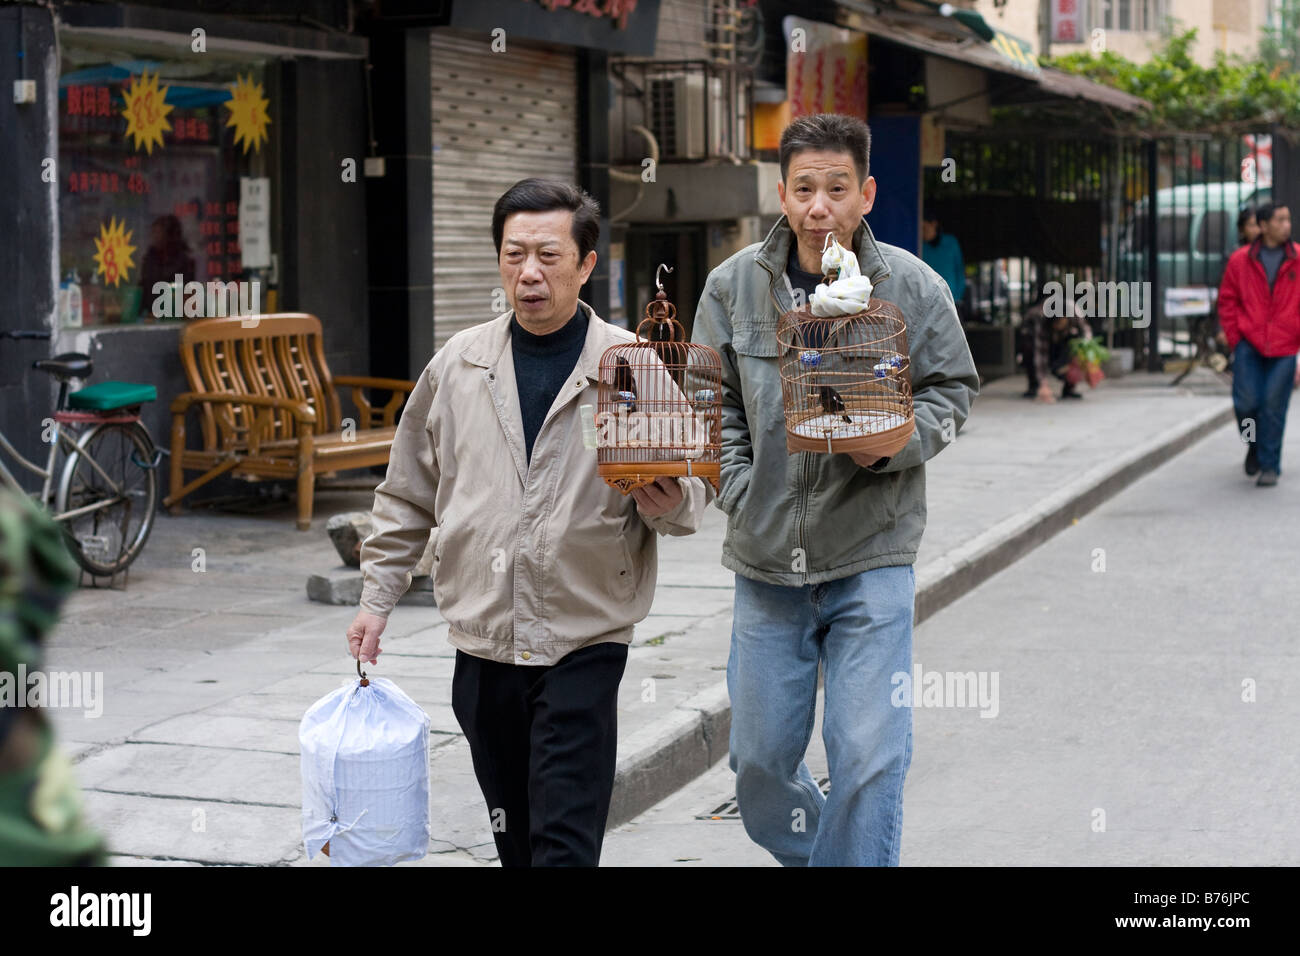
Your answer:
[988,28,1041,76]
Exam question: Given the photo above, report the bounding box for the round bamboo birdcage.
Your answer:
[776,297,914,457]
[596,266,722,495]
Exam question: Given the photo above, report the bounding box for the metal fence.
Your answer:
[924,127,1276,373]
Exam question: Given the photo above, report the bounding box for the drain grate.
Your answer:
[696,776,830,820]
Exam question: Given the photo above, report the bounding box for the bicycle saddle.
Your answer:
[32,352,93,380]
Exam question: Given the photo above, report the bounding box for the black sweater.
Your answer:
[510,307,589,464]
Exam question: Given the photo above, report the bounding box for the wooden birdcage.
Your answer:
[776,297,915,456]
[596,266,722,494]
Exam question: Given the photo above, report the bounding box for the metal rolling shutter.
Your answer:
[431,30,578,350]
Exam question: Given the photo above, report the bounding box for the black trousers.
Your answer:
[450,641,629,867]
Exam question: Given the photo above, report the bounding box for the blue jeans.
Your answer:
[727,565,915,866]
[1233,338,1297,474]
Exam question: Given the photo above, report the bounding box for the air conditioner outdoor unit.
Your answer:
[648,74,725,160]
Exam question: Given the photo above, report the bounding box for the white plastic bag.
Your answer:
[299,675,431,866]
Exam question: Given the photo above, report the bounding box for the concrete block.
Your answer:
[307,569,436,607]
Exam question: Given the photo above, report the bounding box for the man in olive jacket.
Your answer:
[691,114,979,866]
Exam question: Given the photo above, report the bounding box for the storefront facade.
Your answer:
[1,1,369,488]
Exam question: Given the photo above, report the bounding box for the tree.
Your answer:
[1035,27,1300,134]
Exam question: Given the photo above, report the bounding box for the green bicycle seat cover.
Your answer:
[67,381,157,411]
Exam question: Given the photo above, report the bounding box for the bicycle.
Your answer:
[0,329,163,578]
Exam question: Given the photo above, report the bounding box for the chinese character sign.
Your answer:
[224,74,271,154]
[783,16,868,122]
[1241,134,1272,188]
[1051,0,1083,44]
[121,70,174,154]
[526,0,639,30]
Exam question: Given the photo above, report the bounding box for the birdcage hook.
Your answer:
[640,263,680,337]
[821,231,837,254]
[655,263,674,294]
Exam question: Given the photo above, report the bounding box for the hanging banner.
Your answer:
[1051,0,1083,44]
[783,16,868,121]
[1241,133,1273,188]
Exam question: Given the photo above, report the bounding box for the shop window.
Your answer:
[1090,0,1168,33]
[57,40,278,327]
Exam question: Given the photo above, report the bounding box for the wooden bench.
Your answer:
[163,313,416,530]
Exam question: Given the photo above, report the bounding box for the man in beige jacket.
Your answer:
[346,179,710,866]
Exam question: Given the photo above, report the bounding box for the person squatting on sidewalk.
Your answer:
[347,179,711,866]
[691,113,980,866]
[1020,292,1093,403]
[1217,200,1300,487]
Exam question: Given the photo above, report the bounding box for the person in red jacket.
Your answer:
[1217,201,1300,486]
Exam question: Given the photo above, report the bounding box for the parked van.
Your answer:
[1118,180,1272,292]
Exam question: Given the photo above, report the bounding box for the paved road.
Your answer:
[601,418,1300,865]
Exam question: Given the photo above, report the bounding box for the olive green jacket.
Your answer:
[689,216,980,586]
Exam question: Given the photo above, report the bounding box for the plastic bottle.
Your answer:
[579,404,598,450]
[64,270,83,328]
[84,269,101,325]
[57,273,69,326]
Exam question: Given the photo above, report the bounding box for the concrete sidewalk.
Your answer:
[41,368,1235,865]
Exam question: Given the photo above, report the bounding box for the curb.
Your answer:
[604,400,1235,829]
[912,401,1235,625]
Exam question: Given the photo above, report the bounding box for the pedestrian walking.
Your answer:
[690,113,979,866]
[1217,201,1300,486]
[346,179,711,866]
[1216,207,1262,352]
[1237,206,1260,247]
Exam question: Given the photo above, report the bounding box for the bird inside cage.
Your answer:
[777,299,915,457]
[612,355,637,413]
[595,265,723,493]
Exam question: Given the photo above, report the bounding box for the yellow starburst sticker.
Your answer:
[93,217,137,288]
[121,70,173,154]
[224,74,271,154]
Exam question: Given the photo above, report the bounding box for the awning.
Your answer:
[837,6,1038,80]
[832,2,1149,113]
[1035,67,1150,113]
[57,2,368,59]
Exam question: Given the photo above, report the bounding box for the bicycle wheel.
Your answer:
[55,420,159,575]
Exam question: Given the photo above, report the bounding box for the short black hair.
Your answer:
[922,204,938,223]
[778,113,871,187]
[1255,200,1287,225]
[492,178,601,260]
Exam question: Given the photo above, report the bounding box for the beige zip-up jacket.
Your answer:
[358,301,712,666]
